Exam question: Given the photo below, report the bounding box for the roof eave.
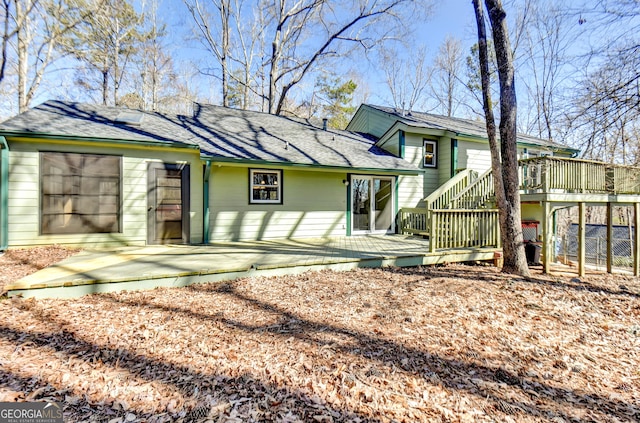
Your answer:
[0,130,199,150]
[201,155,421,175]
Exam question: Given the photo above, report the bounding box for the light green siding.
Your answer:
[457,140,492,174]
[347,106,399,138]
[208,166,347,241]
[378,131,400,157]
[6,139,203,248]
[437,136,453,185]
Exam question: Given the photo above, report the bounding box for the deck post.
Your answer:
[635,202,640,277]
[542,201,552,273]
[430,211,437,253]
[607,202,613,273]
[578,202,586,277]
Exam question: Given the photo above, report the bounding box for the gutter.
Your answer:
[0,130,200,151]
[201,156,421,175]
[0,137,9,250]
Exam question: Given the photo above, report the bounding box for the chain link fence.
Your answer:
[557,206,636,271]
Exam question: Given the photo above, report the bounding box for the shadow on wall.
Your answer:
[209,210,346,241]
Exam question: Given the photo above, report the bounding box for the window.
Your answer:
[250,169,282,204]
[423,139,437,168]
[41,152,121,234]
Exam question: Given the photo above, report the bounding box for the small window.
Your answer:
[424,140,437,168]
[250,169,282,204]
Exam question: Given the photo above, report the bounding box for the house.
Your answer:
[1,100,638,278]
[347,104,578,223]
[0,100,419,249]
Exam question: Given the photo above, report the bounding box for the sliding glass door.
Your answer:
[351,176,394,234]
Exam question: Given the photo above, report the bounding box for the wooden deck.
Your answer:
[5,235,499,299]
[399,157,640,277]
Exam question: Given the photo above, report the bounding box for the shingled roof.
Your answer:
[182,104,418,172]
[0,101,420,173]
[364,104,578,153]
[0,100,201,148]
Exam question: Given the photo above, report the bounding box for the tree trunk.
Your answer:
[220,0,230,108]
[16,0,29,113]
[102,69,109,105]
[485,0,529,276]
[474,0,529,277]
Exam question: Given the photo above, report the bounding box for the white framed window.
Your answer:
[249,169,282,204]
[423,139,437,168]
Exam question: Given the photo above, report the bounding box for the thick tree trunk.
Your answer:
[485,0,529,276]
[473,0,529,276]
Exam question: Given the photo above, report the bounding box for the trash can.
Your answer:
[525,241,542,265]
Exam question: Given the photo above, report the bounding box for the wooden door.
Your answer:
[147,163,190,244]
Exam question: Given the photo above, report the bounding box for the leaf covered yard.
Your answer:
[0,265,638,422]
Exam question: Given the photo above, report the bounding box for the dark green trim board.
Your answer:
[204,156,421,175]
[399,130,405,159]
[346,174,352,236]
[203,161,212,244]
[451,139,458,178]
[394,176,399,234]
[0,137,8,250]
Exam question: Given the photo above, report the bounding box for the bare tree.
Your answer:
[184,0,231,107]
[430,35,465,117]
[2,0,102,112]
[61,0,146,106]
[567,0,640,163]
[381,44,431,115]
[473,0,529,276]
[516,1,573,140]
[268,0,414,115]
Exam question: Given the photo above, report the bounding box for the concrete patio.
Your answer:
[5,235,499,298]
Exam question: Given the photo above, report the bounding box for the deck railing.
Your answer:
[450,169,495,209]
[425,168,478,210]
[429,209,500,252]
[399,208,429,236]
[519,157,640,194]
[400,157,640,253]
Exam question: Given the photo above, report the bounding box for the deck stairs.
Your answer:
[412,169,500,250]
[426,168,496,211]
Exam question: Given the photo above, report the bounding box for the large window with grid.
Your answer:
[41,152,121,234]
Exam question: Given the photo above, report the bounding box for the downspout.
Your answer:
[0,137,9,251]
[203,161,212,244]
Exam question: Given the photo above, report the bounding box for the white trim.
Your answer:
[249,168,282,204]
[423,139,437,168]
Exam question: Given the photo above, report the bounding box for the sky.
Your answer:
[2,0,603,122]
[152,0,482,110]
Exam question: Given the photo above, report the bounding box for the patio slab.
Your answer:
[5,235,499,298]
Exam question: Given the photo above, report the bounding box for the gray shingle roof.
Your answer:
[0,100,200,147]
[0,101,420,173]
[366,104,578,152]
[183,104,418,171]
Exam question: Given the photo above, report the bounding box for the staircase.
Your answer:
[399,168,500,251]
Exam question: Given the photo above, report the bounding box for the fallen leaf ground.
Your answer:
[0,261,638,422]
[0,246,80,292]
